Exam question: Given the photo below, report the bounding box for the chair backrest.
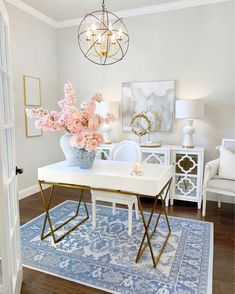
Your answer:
[222,138,235,153]
[110,140,142,162]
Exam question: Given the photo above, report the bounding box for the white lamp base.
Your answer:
[101,123,112,144]
[182,119,195,148]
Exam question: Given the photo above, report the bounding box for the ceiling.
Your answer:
[20,0,182,21]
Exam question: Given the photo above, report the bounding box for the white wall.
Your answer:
[57,1,235,164]
[7,4,64,193]
[5,1,235,203]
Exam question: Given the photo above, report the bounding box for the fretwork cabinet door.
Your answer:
[142,147,170,165]
[170,147,204,209]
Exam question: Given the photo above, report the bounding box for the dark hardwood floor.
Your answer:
[19,187,234,294]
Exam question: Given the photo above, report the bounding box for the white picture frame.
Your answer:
[122,80,176,133]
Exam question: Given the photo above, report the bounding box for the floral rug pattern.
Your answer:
[21,201,213,294]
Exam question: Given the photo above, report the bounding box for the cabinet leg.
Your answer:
[202,190,207,217]
[197,201,201,210]
[170,199,174,206]
[218,195,221,208]
[165,197,169,207]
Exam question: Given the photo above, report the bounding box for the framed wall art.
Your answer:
[25,107,42,137]
[23,75,41,106]
[122,80,175,133]
[24,75,42,137]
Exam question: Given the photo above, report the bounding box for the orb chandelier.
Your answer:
[77,0,129,65]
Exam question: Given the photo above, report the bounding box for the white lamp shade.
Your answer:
[96,101,119,118]
[175,99,204,119]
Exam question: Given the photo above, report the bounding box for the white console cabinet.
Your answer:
[97,144,204,208]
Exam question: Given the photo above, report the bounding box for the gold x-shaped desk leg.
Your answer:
[38,181,89,243]
[135,178,172,268]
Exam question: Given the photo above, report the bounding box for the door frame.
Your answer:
[0,1,22,293]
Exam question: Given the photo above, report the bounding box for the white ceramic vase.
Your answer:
[60,133,82,166]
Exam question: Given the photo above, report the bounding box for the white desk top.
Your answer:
[38,160,173,196]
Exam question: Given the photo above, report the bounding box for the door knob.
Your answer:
[16,166,23,175]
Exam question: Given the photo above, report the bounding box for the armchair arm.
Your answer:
[203,158,220,189]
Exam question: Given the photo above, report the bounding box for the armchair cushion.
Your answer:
[203,158,220,187]
[208,176,235,193]
[218,147,235,180]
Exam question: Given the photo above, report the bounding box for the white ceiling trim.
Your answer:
[5,0,59,27]
[117,0,231,19]
[6,0,231,29]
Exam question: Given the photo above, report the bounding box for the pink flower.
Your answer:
[70,131,103,151]
[25,82,114,151]
[58,82,77,110]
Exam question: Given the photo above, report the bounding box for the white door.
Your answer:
[0,1,22,293]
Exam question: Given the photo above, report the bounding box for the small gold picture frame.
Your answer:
[23,75,41,106]
[24,75,42,137]
[25,107,42,137]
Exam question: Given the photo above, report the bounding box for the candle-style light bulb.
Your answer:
[91,23,96,36]
[108,23,113,35]
[86,29,92,41]
[97,33,101,44]
[118,28,123,40]
[101,35,107,56]
[111,34,116,44]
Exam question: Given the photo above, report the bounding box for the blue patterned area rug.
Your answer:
[21,201,213,294]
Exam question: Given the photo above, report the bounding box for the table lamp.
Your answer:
[175,99,204,148]
[96,101,119,144]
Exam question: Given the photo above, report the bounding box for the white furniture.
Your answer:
[97,143,204,208]
[175,100,204,148]
[38,160,173,198]
[38,160,173,268]
[92,140,141,236]
[202,139,235,217]
[96,101,120,143]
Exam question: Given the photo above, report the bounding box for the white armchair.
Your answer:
[91,140,141,236]
[202,139,235,217]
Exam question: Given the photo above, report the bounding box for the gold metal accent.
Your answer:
[38,181,89,243]
[130,113,152,144]
[24,111,43,138]
[38,177,172,268]
[140,142,162,148]
[182,145,194,149]
[24,75,42,138]
[23,75,42,106]
[135,178,172,268]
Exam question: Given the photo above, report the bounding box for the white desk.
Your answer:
[38,160,173,268]
[38,160,173,196]
[97,144,204,208]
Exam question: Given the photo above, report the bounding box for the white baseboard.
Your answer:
[18,184,50,200]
